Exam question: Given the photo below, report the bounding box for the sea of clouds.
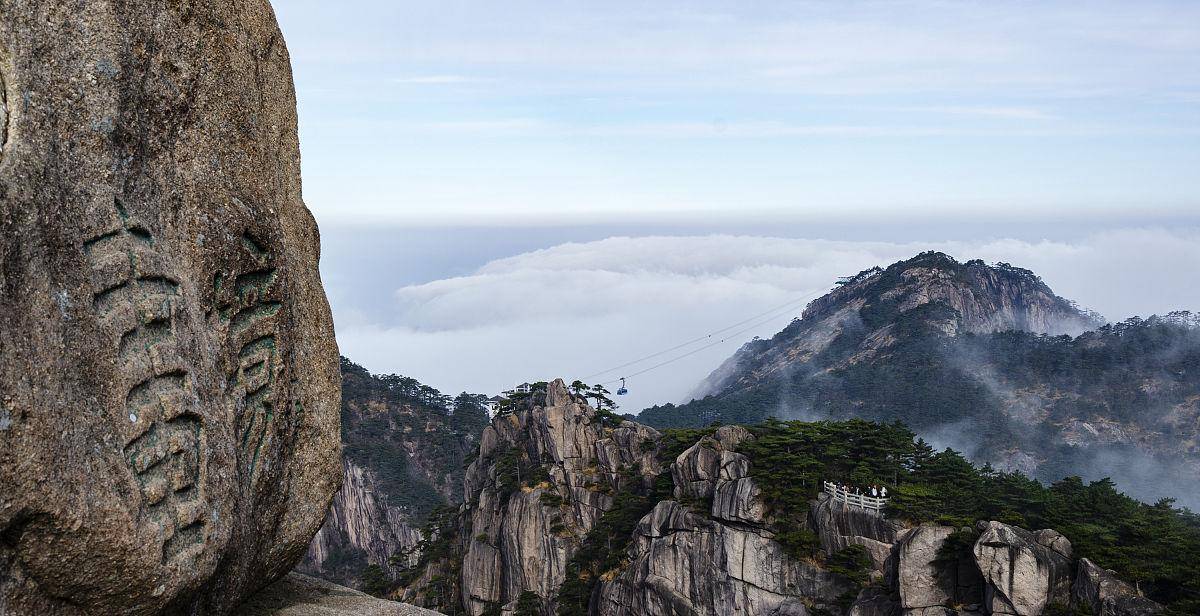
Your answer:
[332,228,1200,412]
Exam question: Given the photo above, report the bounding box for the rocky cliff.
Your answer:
[640,252,1200,509]
[303,460,423,584]
[0,0,343,614]
[300,358,489,587]
[394,383,1164,616]
[450,380,661,614]
[594,427,847,616]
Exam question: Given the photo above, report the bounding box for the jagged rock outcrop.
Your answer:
[1071,558,1163,616]
[811,492,907,572]
[235,572,441,616]
[0,1,340,615]
[597,427,846,616]
[597,500,845,616]
[303,461,422,581]
[397,382,1162,616]
[973,522,1072,615]
[455,380,661,614]
[409,395,1178,616]
[673,425,765,524]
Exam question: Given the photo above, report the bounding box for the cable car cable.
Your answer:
[580,289,823,381]
[600,291,826,386]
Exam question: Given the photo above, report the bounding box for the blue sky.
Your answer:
[272,2,1200,414]
[275,1,1200,226]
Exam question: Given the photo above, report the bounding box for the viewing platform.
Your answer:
[823,481,888,513]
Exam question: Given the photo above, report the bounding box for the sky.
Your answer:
[272,1,1200,409]
[275,0,1200,226]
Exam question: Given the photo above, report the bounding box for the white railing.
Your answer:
[823,481,887,513]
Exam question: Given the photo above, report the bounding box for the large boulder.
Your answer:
[1071,558,1162,616]
[896,525,956,610]
[973,522,1072,615]
[810,492,907,573]
[893,525,983,612]
[671,425,753,501]
[0,1,341,614]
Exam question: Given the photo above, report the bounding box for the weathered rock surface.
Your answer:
[597,427,847,616]
[303,460,422,581]
[596,500,845,616]
[811,492,907,572]
[896,525,956,610]
[300,360,488,587]
[674,425,764,524]
[893,524,983,612]
[848,587,900,616]
[0,1,340,614]
[1071,558,1163,616]
[453,380,661,615]
[973,521,1072,615]
[394,385,1161,616]
[234,572,441,616]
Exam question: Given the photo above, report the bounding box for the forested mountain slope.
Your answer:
[299,358,490,586]
[639,252,1200,507]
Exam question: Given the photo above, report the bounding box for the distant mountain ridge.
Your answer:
[694,251,1103,400]
[640,251,1200,508]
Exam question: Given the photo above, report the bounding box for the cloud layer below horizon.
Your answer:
[334,228,1200,411]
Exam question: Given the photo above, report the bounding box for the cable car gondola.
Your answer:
[616,378,628,396]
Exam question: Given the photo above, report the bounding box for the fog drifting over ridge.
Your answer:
[329,227,1200,412]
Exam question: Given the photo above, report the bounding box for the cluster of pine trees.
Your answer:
[739,418,1200,614]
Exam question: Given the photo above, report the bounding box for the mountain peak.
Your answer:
[800,251,1101,336]
[698,253,1102,400]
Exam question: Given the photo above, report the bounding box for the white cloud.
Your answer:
[280,1,1200,98]
[389,118,1199,140]
[334,229,1200,412]
[899,106,1056,120]
[391,74,490,84]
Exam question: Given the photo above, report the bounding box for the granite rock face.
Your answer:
[0,1,341,614]
[847,587,900,616]
[303,460,422,581]
[596,499,845,616]
[973,522,1072,616]
[451,380,661,615]
[597,428,846,616]
[394,387,1161,616]
[811,492,907,573]
[896,525,957,611]
[1071,558,1163,616]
